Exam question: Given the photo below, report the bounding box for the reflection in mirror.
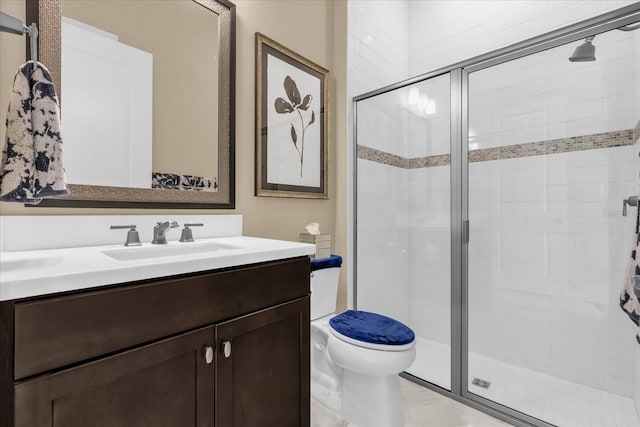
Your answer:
[61,1,218,191]
[31,0,235,208]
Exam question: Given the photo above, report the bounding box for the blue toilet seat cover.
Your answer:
[329,310,415,346]
[310,254,342,271]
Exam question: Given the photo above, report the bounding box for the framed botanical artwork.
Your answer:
[255,32,329,199]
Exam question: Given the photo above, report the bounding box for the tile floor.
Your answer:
[311,377,512,427]
[406,337,640,427]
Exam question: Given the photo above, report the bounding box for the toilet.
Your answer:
[310,255,416,427]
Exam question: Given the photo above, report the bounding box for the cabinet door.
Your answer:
[216,297,310,427]
[14,326,215,427]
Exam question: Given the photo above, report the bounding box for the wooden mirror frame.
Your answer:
[28,0,235,209]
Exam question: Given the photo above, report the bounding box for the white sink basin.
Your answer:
[1,236,315,301]
[101,242,244,261]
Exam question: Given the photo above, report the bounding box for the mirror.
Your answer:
[30,0,235,208]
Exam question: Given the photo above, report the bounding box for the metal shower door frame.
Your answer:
[353,3,640,427]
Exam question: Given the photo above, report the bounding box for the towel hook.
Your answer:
[0,11,38,70]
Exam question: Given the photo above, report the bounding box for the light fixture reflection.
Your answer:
[425,99,436,115]
[418,93,429,110]
[406,87,437,116]
[408,87,420,105]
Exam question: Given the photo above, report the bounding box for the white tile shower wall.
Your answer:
[357,159,410,325]
[468,143,640,396]
[407,0,637,77]
[349,0,410,159]
[349,0,411,321]
[356,79,452,342]
[405,77,451,159]
[461,4,640,396]
[407,166,451,344]
[468,28,638,150]
[348,0,409,97]
[357,93,410,158]
[356,76,451,159]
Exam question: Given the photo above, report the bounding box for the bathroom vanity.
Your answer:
[0,218,314,427]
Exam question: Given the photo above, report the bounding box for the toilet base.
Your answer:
[310,317,412,427]
[311,367,342,412]
[341,372,404,427]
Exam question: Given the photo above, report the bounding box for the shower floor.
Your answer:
[405,337,640,427]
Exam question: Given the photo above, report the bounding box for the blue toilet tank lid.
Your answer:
[329,310,415,346]
[310,254,342,271]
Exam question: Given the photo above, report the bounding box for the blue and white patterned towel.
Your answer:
[0,62,69,204]
[620,186,640,344]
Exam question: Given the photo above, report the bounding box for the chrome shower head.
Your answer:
[569,36,596,62]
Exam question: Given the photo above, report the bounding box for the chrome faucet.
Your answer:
[152,221,179,244]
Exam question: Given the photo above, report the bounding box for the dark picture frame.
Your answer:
[255,32,329,199]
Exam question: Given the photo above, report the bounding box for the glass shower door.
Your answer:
[355,74,452,390]
[466,24,640,426]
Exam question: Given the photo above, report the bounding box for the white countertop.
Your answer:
[0,236,315,301]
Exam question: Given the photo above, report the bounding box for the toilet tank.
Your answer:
[310,255,342,320]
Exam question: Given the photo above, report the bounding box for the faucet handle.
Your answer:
[110,225,142,247]
[179,223,204,243]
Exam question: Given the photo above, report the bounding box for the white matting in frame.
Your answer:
[255,32,329,199]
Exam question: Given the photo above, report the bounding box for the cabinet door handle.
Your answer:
[203,345,214,364]
[223,341,232,358]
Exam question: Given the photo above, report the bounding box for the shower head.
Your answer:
[569,36,596,62]
[568,23,639,63]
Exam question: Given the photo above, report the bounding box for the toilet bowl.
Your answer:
[310,255,416,427]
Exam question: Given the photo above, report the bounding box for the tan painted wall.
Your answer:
[0,0,349,311]
[232,0,348,311]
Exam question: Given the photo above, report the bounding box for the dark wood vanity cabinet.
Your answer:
[216,298,310,427]
[14,327,216,427]
[0,257,311,427]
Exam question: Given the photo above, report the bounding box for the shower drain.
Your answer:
[472,377,491,389]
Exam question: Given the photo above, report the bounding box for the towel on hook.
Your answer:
[0,62,69,204]
[620,184,640,344]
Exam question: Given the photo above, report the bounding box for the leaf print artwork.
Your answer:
[274,75,316,177]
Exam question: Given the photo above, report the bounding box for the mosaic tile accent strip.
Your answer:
[357,145,409,168]
[357,145,451,168]
[358,128,635,169]
[469,129,634,163]
[410,154,451,168]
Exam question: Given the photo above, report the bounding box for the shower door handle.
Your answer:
[463,220,470,244]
